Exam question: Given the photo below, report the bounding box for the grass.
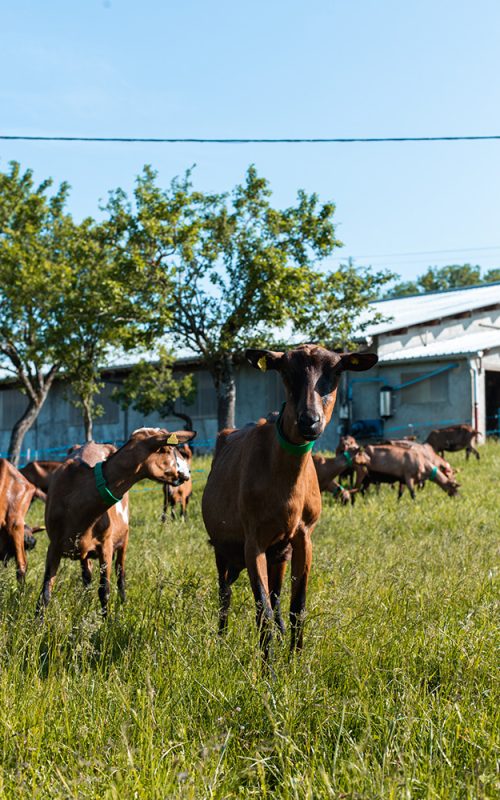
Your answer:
[0,445,498,799]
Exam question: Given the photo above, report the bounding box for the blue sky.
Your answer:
[1,0,500,281]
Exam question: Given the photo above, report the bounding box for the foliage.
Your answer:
[385,262,500,298]
[113,346,196,428]
[0,161,156,450]
[106,166,393,427]
[1,443,498,797]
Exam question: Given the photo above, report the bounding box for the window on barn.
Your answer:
[400,371,449,404]
[0,389,28,430]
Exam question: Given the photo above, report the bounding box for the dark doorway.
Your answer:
[485,371,500,435]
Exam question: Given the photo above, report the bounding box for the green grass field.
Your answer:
[0,445,498,799]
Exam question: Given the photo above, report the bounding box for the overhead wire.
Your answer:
[2,134,500,143]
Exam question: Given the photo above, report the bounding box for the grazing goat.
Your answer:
[425,424,480,460]
[0,459,40,581]
[202,344,377,657]
[361,444,460,499]
[20,460,63,503]
[384,440,456,482]
[161,444,193,522]
[37,428,195,616]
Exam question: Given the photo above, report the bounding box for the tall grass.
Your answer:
[0,446,498,798]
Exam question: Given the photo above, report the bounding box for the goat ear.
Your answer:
[246,349,284,372]
[338,352,378,372]
[166,430,196,445]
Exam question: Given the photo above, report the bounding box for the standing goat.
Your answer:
[37,428,195,616]
[202,344,377,657]
[0,459,40,581]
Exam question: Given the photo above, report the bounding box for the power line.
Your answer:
[326,244,500,261]
[2,134,500,144]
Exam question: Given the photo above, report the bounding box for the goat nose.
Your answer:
[298,411,321,428]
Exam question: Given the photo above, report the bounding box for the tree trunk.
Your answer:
[82,397,93,442]
[8,398,45,466]
[213,354,236,431]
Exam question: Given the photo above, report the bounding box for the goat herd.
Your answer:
[0,345,481,660]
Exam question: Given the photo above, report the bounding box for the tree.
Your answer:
[113,347,196,430]
[61,216,153,441]
[0,162,75,464]
[0,162,152,460]
[385,263,485,299]
[106,166,393,430]
[484,268,500,283]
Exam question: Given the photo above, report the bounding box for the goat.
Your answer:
[425,424,480,460]
[0,459,39,581]
[161,444,193,522]
[312,450,365,503]
[202,344,377,657]
[37,428,195,616]
[20,460,63,503]
[361,444,460,499]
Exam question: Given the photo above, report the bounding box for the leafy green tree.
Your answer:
[113,347,196,430]
[106,166,392,430]
[418,264,481,293]
[61,216,152,441]
[0,162,152,460]
[484,268,500,283]
[0,162,74,464]
[385,263,483,298]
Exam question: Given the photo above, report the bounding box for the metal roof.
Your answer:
[379,328,500,363]
[363,282,500,336]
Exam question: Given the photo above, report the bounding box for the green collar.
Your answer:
[343,450,353,469]
[94,461,122,507]
[430,465,438,482]
[276,404,315,456]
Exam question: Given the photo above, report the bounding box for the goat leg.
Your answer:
[215,551,232,634]
[98,542,113,617]
[36,542,61,616]
[290,527,312,652]
[161,484,168,523]
[81,558,93,587]
[267,560,287,636]
[115,544,127,602]
[11,521,27,583]
[245,540,274,659]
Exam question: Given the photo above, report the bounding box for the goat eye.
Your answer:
[316,374,333,396]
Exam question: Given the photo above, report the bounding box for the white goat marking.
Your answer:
[115,499,129,524]
[175,452,190,481]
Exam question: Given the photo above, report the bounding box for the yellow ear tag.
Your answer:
[350,356,359,366]
[257,356,267,371]
[167,433,179,445]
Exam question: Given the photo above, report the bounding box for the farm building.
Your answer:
[1,282,500,461]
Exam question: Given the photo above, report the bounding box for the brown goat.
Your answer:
[425,424,480,460]
[312,450,365,502]
[361,444,460,499]
[202,344,377,657]
[384,440,456,482]
[161,444,193,522]
[38,428,195,616]
[20,460,64,503]
[0,459,38,581]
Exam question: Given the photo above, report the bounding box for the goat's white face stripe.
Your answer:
[115,499,129,524]
[175,452,190,480]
